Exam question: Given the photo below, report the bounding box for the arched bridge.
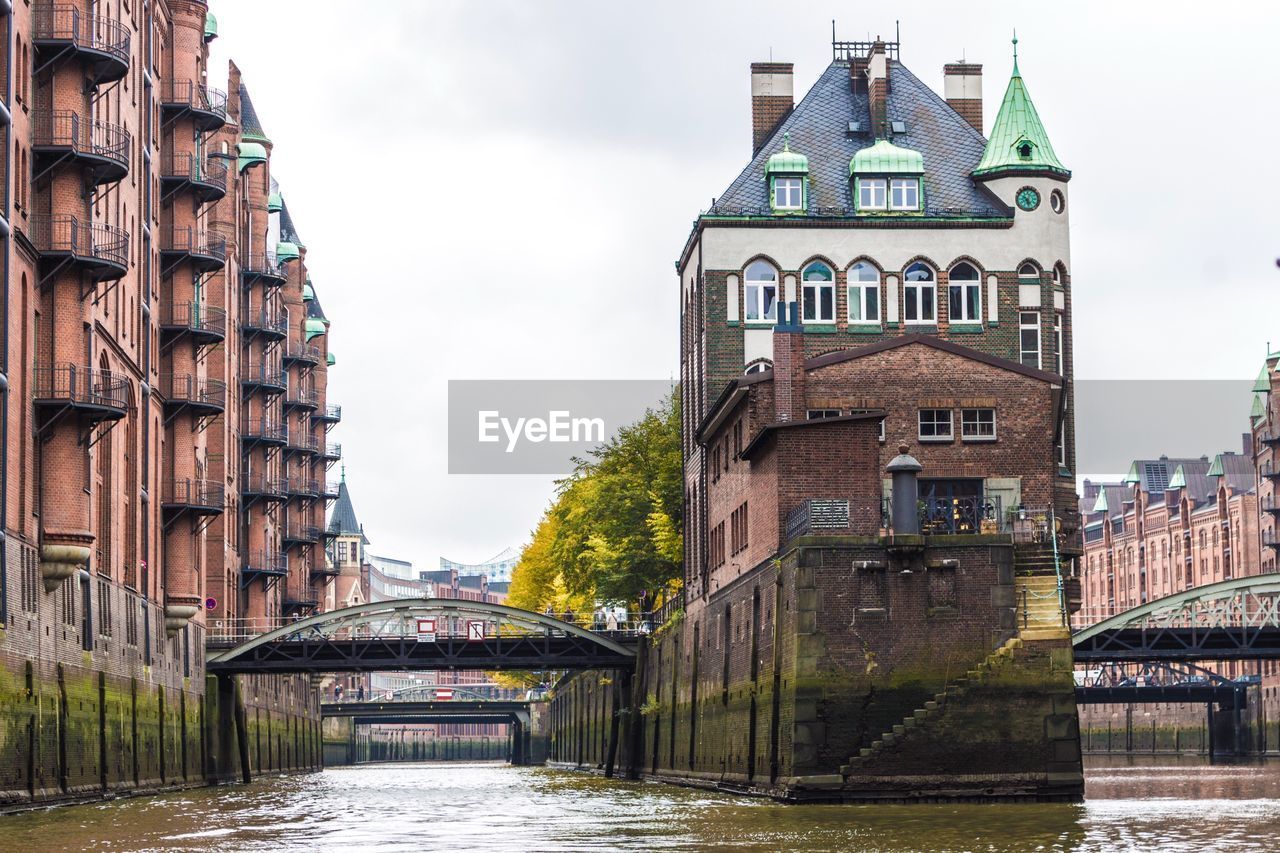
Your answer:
[1073,573,1280,663]
[205,599,639,674]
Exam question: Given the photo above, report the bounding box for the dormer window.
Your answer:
[1017,140,1034,160]
[773,177,803,209]
[858,178,886,210]
[890,178,919,210]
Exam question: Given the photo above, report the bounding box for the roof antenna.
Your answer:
[895,19,900,46]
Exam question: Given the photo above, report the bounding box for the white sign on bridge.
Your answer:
[416,618,437,642]
[467,620,486,642]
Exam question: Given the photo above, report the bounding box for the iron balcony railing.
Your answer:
[285,386,320,409]
[311,561,340,577]
[284,524,321,544]
[1263,496,1280,514]
[159,301,227,338]
[159,374,226,410]
[161,478,224,511]
[33,364,129,412]
[1264,530,1280,550]
[160,79,229,121]
[28,214,129,270]
[322,442,342,461]
[314,404,342,425]
[786,498,853,540]
[241,417,287,444]
[241,365,287,392]
[160,225,227,262]
[284,342,322,364]
[242,307,288,337]
[32,5,131,69]
[241,251,284,282]
[322,479,341,499]
[240,472,288,499]
[1263,462,1280,479]
[285,476,320,498]
[160,151,228,193]
[285,429,320,454]
[32,110,131,173]
[243,549,288,578]
[920,495,1003,535]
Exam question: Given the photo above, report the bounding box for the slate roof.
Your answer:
[711,60,1009,219]
[1215,452,1257,495]
[279,198,303,245]
[239,84,269,143]
[327,479,368,543]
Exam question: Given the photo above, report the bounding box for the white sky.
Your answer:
[210,0,1280,565]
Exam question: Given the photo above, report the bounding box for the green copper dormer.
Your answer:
[1207,454,1226,478]
[972,36,1070,180]
[850,139,924,213]
[267,191,283,213]
[1167,464,1187,490]
[237,142,267,173]
[1092,489,1109,513]
[327,352,336,366]
[204,11,218,42]
[276,241,301,263]
[302,280,315,301]
[1123,461,1141,485]
[1253,392,1267,424]
[1256,363,1273,392]
[765,135,808,214]
[304,318,328,341]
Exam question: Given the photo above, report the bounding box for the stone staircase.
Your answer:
[840,637,1024,776]
[1014,543,1069,641]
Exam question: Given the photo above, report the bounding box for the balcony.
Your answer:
[285,429,320,455]
[160,152,228,203]
[322,479,341,499]
[311,561,340,578]
[29,215,128,281]
[240,472,288,502]
[32,5,131,85]
[321,442,342,463]
[284,385,319,411]
[159,301,226,343]
[242,549,288,584]
[241,365,287,395]
[160,80,229,132]
[285,477,320,498]
[241,417,287,447]
[1265,530,1280,551]
[313,404,342,428]
[283,524,321,546]
[1264,497,1280,515]
[161,479,224,515]
[241,252,288,287]
[32,110,130,185]
[159,374,226,416]
[33,364,128,422]
[160,225,226,273]
[283,342,322,366]
[242,307,288,340]
[283,595,319,615]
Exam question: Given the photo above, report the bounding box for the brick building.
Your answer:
[678,37,1078,605]
[0,1,339,802]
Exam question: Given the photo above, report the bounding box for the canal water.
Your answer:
[6,758,1280,851]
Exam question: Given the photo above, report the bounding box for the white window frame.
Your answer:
[1019,311,1041,369]
[1054,313,1064,375]
[918,408,953,442]
[903,263,936,325]
[890,177,919,211]
[743,261,778,323]
[806,409,840,420]
[773,176,803,210]
[847,262,880,324]
[947,263,982,324]
[800,262,835,323]
[858,178,887,211]
[960,408,997,442]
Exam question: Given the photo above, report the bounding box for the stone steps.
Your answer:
[1014,574,1069,640]
[840,638,1024,777]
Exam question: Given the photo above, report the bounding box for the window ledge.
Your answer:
[848,325,884,334]
[905,324,938,334]
[962,436,998,443]
[802,323,837,334]
[727,320,740,327]
[918,436,954,443]
[948,324,984,334]
[744,321,776,329]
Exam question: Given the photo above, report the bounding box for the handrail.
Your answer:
[33,364,129,410]
[1050,507,1066,627]
[161,478,224,509]
[32,109,131,169]
[161,225,226,259]
[160,79,229,118]
[28,214,128,268]
[160,151,228,190]
[159,301,227,336]
[159,373,226,408]
[32,5,131,63]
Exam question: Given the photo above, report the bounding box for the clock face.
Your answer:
[1016,187,1041,211]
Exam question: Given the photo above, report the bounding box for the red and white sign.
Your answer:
[416,618,437,642]
[435,688,454,701]
[466,620,486,641]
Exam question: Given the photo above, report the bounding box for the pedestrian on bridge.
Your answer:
[562,606,575,625]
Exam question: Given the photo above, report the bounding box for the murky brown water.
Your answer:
[4,757,1280,851]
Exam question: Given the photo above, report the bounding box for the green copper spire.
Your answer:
[972,35,1070,179]
[1167,464,1186,490]
[1255,364,1272,393]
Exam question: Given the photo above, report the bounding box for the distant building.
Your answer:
[440,547,520,584]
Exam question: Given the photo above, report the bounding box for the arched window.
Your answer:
[903,262,935,324]
[744,360,771,375]
[1018,262,1040,280]
[948,262,981,324]
[800,261,834,323]
[743,261,778,322]
[847,261,880,324]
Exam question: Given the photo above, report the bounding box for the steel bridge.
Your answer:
[205,598,639,674]
[1072,573,1280,663]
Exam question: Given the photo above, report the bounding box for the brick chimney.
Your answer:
[944,62,983,133]
[772,302,805,422]
[751,62,794,155]
[867,41,889,136]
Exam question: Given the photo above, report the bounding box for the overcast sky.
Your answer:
[210,1,1280,566]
